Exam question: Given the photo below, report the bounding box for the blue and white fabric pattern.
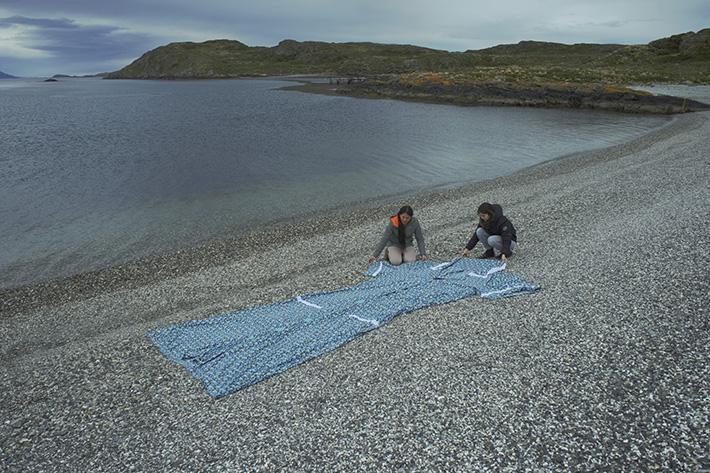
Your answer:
[149,258,538,398]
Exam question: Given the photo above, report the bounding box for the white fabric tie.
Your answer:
[371,261,384,276]
[297,297,379,326]
[468,262,506,278]
[480,284,524,298]
[347,314,380,327]
[296,296,322,309]
[430,260,455,270]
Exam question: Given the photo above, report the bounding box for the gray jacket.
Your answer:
[372,216,426,257]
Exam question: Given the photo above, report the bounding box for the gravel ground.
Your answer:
[1,111,708,472]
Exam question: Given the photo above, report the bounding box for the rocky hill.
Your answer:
[0,70,17,79]
[107,29,710,84]
[106,39,470,79]
[470,29,710,83]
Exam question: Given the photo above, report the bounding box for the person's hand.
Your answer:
[368,256,376,265]
[500,254,508,263]
[419,255,428,261]
[462,248,470,257]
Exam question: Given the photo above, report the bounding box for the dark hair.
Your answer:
[477,202,494,217]
[397,205,414,247]
[398,205,414,217]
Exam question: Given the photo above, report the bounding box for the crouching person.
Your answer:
[462,202,517,261]
[368,205,427,266]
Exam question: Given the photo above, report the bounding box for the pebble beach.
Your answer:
[1,107,708,471]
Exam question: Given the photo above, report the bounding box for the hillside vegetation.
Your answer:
[107,29,710,84]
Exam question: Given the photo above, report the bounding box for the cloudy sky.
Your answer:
[0,0,708,76]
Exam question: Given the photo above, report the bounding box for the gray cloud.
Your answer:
[0,15,162,75]
[0,15,155,58]
[0,0,708,76]
[0,15,80,29]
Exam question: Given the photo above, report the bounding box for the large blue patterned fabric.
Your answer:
[149,258,538,397]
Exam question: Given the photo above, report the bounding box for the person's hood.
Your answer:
[478,202,503,220]
[490,204,503,219]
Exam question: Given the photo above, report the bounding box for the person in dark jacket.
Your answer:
[369,205,427,266]
[461,202,517,261]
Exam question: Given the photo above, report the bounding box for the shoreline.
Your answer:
[0,111,687,316]
[2,109,708,470]
[281,80,710,114]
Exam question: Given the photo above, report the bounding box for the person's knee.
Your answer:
[487,236,502,248]
[476,227,488,239]
[403,251,416,263]
[387,248,403,265]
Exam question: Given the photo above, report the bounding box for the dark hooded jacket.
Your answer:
[465,203,517,256]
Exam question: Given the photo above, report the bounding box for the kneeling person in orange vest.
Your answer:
[368,205,427,266]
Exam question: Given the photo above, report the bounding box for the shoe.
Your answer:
[478,249,495,259]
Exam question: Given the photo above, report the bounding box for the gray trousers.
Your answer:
[476,227,517,256]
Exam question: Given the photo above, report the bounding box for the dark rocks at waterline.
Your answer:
[338,80,710,114]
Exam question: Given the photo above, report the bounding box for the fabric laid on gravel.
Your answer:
[2,111,708,472]
[149,258,538,397]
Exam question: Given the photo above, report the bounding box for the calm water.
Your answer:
[0,77,672,288]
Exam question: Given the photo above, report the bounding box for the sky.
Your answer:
[0,0,708,76]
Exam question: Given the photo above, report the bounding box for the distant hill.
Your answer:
[106,39,466,79]
[467,29,710,83]
[0,70,17,79]
[106,29,710,84]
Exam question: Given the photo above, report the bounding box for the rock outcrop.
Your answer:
[335,74,710,114]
